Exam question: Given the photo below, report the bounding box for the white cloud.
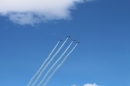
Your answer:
[71,83,98,86]
[0,0,91,25]
[84,83,98,86]
[71,84,79,86]
[72,84,77,86]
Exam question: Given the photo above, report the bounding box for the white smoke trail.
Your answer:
[38,41,73,86]
[43,43,78,86]
[27,41,60,86]
[32,38,69,86]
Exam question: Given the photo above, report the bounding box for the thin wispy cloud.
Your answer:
[84,83,98,86]
[0,0,92,25]
[72,83,98,86]
[71,84,79,86]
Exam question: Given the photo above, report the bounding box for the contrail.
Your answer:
[43,43,78,86]
[32,37,69,86]
[27,41,60,86]
[38,41,73,86]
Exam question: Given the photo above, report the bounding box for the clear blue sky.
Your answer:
[0,0,130,86]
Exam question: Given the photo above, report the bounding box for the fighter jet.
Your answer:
[76,42,80,44]
[72,39,76,41]
[67,36,71,38]
[58,39,63,41]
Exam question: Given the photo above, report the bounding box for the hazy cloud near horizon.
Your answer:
[0,0,91,25]
[71,83,98,86]
[84,83,98,86]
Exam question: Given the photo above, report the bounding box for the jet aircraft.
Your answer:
[76,42,80,44]
[58,39,62,41]
[67,36,71,38]
[72,39,76,41]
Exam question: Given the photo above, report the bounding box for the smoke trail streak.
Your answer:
[38,41,73,86]
[32,38,69,86]
[43,43,78,86]
[27,41,60,86]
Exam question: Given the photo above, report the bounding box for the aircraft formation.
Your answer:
[27,36,80,86]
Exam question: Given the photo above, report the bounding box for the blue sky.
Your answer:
[0,0,130,86]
